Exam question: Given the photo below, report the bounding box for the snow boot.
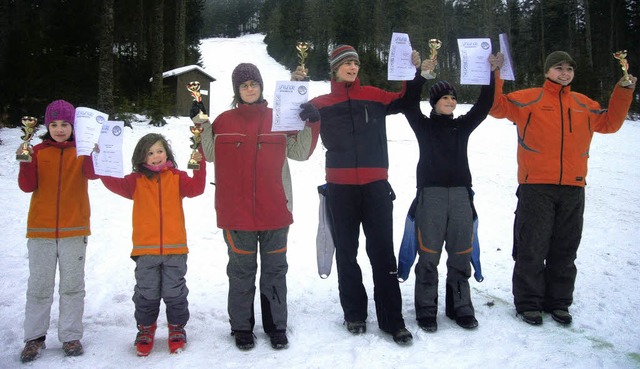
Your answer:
[232,330,255,350]
[518,311,543,325]
[20,337,46,363]
[62,340,84,357]
[268,330,288,349]
[134,322,157,357]
[345,320,366,334]
[549,310,572,325]
[168,324,187,354]
[392,327,413,345]
[417,317,438,333]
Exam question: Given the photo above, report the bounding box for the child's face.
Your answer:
[434,95,457,115]
[48,120,73,142]
[145,141,167,167]
[545,62,575,86]
[335,59,360,82]
[239,80,261,104]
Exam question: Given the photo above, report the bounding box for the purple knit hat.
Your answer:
[231,63,264,98]
[44,99,75,127]
[429,81,457,107]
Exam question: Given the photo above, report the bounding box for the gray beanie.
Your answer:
[544,51,576,72]
[231,63,264,99]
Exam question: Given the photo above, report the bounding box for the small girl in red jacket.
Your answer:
[18,99,98,362]
[100,133,206,356]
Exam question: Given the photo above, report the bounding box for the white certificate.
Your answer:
[499,33,515,81]
[457,38,492,85]
[74,107,109,156]
[93,120,125,178]
[272,81,309,132]
[388,32,415,81]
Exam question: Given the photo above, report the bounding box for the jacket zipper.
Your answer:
[158,174,163,254]
[55,148,64,239]
[558,87,565,184]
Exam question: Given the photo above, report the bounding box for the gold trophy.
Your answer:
[613,50,632,87]
[187,124,204,170]
[421,39,442,79]
[16,116,38,162]
[187,81,209,124]
[186,81,206,170]
[296,41,310,81]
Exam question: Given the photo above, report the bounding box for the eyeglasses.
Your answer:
[239,81,260,90]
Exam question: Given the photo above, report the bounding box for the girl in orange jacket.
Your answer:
[100,133,206,356]
[18,99,98,362]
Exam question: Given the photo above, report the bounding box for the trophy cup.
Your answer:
[421,39,442,79]
[613,50,632,87]
[187,81,209,124]
[296,41,310,81]
[186,81,207,170]
[16,116,38,162]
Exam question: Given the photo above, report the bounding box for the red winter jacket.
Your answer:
[209,101,318,231]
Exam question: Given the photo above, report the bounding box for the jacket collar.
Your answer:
[43,139,76,149]
[543,78,572,95]
[330,78,361,97]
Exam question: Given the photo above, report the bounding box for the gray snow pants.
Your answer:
[223,227,289,333]
[24,236,87,343]
[414,187,475,320]
[132,254,190,326]
[512,184,584,313]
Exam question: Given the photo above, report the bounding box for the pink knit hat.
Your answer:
[44,99,75,127]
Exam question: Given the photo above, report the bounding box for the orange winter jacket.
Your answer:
[100,165,206,256]
[18,140,97,239]
[489,71,633,187]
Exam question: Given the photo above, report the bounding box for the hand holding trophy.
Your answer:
[16,116,38,162]
[293,41,310,81]
[421,39,442,79]
[613,50,632,87]
[186,81,207,170]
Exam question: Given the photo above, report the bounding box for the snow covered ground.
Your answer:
[1,33,639,368]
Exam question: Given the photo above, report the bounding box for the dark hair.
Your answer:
[131,133,177,178]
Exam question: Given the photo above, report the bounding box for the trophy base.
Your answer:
[191,112,209,124]
[16,154,32,162]
[421,70,436,80]
[188,162,200,170]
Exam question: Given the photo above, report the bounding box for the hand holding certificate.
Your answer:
[74,107,109,156]
[92,121,125,178]
[457,38,492,85]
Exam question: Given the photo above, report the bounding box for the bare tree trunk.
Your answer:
[583,0,594,70]
[150,0,166,126]
[174,0,186,67]
[98,0,114,115]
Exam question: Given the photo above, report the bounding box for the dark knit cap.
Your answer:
[544,51,576,72]
[429,80,457,107]
[231,63,263,98]
[329,45,359,71]
[45,99,75,127]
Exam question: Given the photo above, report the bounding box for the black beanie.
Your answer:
[544,51,576,72]
[429,80,457,107]
[231,63,264,99]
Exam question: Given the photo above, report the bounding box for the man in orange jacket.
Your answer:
[490,51,637,326]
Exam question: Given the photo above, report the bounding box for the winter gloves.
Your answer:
[299,102,320,123]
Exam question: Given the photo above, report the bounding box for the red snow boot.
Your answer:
[168,324,187,354]
[134,322,157,357]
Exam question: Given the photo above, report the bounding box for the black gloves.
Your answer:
[299,102,320,123]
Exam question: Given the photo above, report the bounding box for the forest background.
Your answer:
[0,0,638,128]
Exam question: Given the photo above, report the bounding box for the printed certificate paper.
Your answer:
[93,120,125,178]
[272,81,309,132]
[388,32,415,81]
[74,107,108,156]
[499,33,516,81]
[457,38,492,85]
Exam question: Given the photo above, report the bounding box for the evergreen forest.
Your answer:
[0,0,638,127]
